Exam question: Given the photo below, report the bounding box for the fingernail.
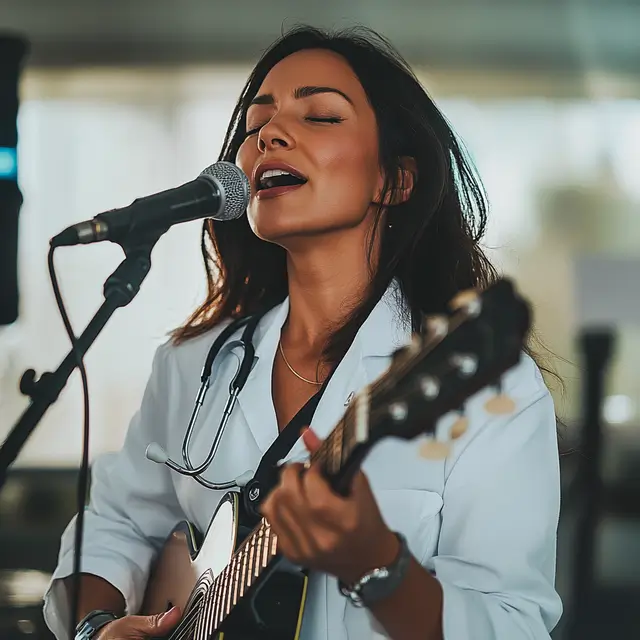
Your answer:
[160,606,177,621]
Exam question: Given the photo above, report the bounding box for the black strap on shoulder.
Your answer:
[242,367,335,520]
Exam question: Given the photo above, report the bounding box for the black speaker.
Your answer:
[0,34,28,326]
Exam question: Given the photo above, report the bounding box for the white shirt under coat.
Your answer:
[43,282,563,639]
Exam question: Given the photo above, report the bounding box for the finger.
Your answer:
[268,499,314,562]
[349,470,374,499]
[302,465,349,527]
[277,463,307,506]
[302,427,323,453]
[126,606,181,635]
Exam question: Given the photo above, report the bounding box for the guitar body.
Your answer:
[142,492,308,639]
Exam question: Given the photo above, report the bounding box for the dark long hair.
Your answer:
[172,26,511,364]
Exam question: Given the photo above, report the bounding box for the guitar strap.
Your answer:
[241,367,336,521]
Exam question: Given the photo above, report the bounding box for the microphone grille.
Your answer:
[200,161,250,221]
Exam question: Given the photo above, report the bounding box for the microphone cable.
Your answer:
[47,244,91,640]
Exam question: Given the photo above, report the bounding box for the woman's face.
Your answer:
[236,48,384,246]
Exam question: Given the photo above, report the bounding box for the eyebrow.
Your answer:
[249,85,354,108]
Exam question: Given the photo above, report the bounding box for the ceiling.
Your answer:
[0,0,638,77]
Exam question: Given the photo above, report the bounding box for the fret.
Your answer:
[325,431,335,474]
[232,553,242,606]
[354,387,370,443]
[202,586,214,639]
[331,423,343,474]
[254,525,265,577]
[206,584,218,638]
[239,540,248,598]
[195,596,207,640]
[342,406,356,464]
[215,570,226,630]
[224,560,235,618]
[262,524,271,568]
[213,567,225,629]
[222,564,233,623]
[209,581,219,633]
[247,530,258,588]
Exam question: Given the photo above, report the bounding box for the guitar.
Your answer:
[141,278,531,639]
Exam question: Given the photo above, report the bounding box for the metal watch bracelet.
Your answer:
[338,532,411,608]
[75,609,120,640]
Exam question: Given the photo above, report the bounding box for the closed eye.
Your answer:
[244,116,344,138]
[305,116,344,125]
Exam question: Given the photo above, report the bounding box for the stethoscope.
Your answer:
[145,312,265,491]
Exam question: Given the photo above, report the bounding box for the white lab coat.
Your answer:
[44,281,563,639]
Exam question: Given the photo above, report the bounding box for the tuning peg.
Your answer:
[418,439,451,460]
[483,381,516,415]
[450,353,478,378]
[418,374,440,399]
[448,289,482,317]
[422,314,448,339]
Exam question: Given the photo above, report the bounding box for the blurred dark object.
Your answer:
[563,329,640,639]
[0,570,54,639]
[0,33,28,326]
[0,468,80,639]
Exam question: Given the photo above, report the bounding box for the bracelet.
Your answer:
[338,532,411,608]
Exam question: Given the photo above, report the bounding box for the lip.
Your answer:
[252,160,308,192]
[255,183,306,200]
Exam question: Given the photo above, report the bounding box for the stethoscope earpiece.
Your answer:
[145,442,169,464]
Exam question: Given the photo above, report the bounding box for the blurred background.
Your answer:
[0,0,638,637]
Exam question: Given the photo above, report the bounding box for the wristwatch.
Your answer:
[75,610,120,639]
[338,532,411,608]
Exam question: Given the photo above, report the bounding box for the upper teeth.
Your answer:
[260,169,296,184]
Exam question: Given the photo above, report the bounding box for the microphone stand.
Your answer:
[0,231,164,490]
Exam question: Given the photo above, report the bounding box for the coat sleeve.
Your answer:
[424,356,563,639]
[43,342,185,639]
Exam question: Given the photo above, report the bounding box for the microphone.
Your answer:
[51,161,250,247]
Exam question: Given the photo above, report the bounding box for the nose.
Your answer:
[257,117,295,152]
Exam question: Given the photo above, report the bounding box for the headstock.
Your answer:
[368,278,531,456]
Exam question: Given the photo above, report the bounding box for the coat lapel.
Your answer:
[236,299,290,453]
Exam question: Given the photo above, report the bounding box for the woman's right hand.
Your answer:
[97,606,181,639]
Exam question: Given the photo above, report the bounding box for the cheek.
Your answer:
[235,141,256,180]
[315,138,380,202]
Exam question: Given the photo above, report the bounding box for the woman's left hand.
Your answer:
[260,428,400,585]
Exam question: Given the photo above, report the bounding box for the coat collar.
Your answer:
[244,279,412,363]
[355,279,412,359]
[235,279,412,454]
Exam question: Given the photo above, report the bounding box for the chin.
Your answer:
[247,209,323,244]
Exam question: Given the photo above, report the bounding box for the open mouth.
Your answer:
[256,168,308,192]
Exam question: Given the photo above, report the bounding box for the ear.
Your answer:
[374,156,417,207]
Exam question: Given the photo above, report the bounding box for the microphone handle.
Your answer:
[51,176,220,248]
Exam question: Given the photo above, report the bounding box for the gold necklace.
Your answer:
[278,340,322,386]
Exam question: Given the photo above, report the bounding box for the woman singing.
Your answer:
[44,25,562,640]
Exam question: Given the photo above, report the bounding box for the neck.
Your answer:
[283,231,378,354]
